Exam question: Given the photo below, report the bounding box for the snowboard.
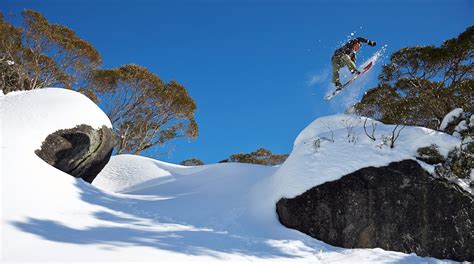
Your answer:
[324,61,374,101]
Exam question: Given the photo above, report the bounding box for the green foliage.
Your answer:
[180,158,204,166]
[89,64,198,155]
[416,144,445,165]
[355,26,474,130]
[435,145,473,179]
[0,10,101,93]
[467,141,474,154]
[220,148,288,166]
[458,116,474,141]
[355,26,473,180]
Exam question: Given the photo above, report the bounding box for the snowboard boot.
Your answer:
[335,81,342,91]
[351,69,361,75]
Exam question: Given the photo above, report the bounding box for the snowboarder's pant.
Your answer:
[332,54,357,84]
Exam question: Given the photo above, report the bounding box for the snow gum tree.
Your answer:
[0,10,101,93]
[89,64,198,155]
[355,26,473,130]
[1,10,198,157]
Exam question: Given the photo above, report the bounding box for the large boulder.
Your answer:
[276,159,473,262]
[35,124,116,183]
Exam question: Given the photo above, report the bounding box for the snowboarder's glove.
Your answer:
[368,41,377,47]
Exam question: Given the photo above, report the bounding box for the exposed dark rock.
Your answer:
[276,160,474,262]
[35,124,116,183]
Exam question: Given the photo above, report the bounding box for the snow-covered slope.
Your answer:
[1,88,461,263]
[253,115,459,209]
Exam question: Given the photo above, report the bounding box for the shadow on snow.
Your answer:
[11,179,332,259]
[11,179,442,263]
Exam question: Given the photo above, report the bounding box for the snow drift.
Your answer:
[1,88,462,263]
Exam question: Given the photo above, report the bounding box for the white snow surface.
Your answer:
[256,115,458,202]
[1,88,463,263]
[455,120,468,133]
[440,108,464,131]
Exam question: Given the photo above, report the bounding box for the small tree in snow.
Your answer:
[389,124,405,148]
[376,124,405,149]
[435,145,473,179]
[320,123,335,143]
[434,108,473,179]
[340,116,361,144]
[363,117,378,141]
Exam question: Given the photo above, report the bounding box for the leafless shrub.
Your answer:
[375,124,405,149]
[323,123,335,143]
[390,124,405,148]
[363,117,377,141]
[340,117,361,143]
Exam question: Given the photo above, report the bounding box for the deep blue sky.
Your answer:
[4,0,473,164]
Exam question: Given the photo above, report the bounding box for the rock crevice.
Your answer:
[35,124,116,183]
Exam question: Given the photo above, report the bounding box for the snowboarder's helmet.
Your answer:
[352,41,361,51]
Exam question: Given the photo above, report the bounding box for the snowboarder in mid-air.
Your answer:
[332,37,376,91]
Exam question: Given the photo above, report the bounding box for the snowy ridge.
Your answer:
[2,89,461,263]
[249,115,460,222]
[266,114,458,200]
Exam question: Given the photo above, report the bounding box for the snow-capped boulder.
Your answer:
[2,88,114,183]
[35,124,116,183]
[276,159,474,262]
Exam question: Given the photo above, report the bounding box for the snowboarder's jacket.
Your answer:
[332,37,375,63]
